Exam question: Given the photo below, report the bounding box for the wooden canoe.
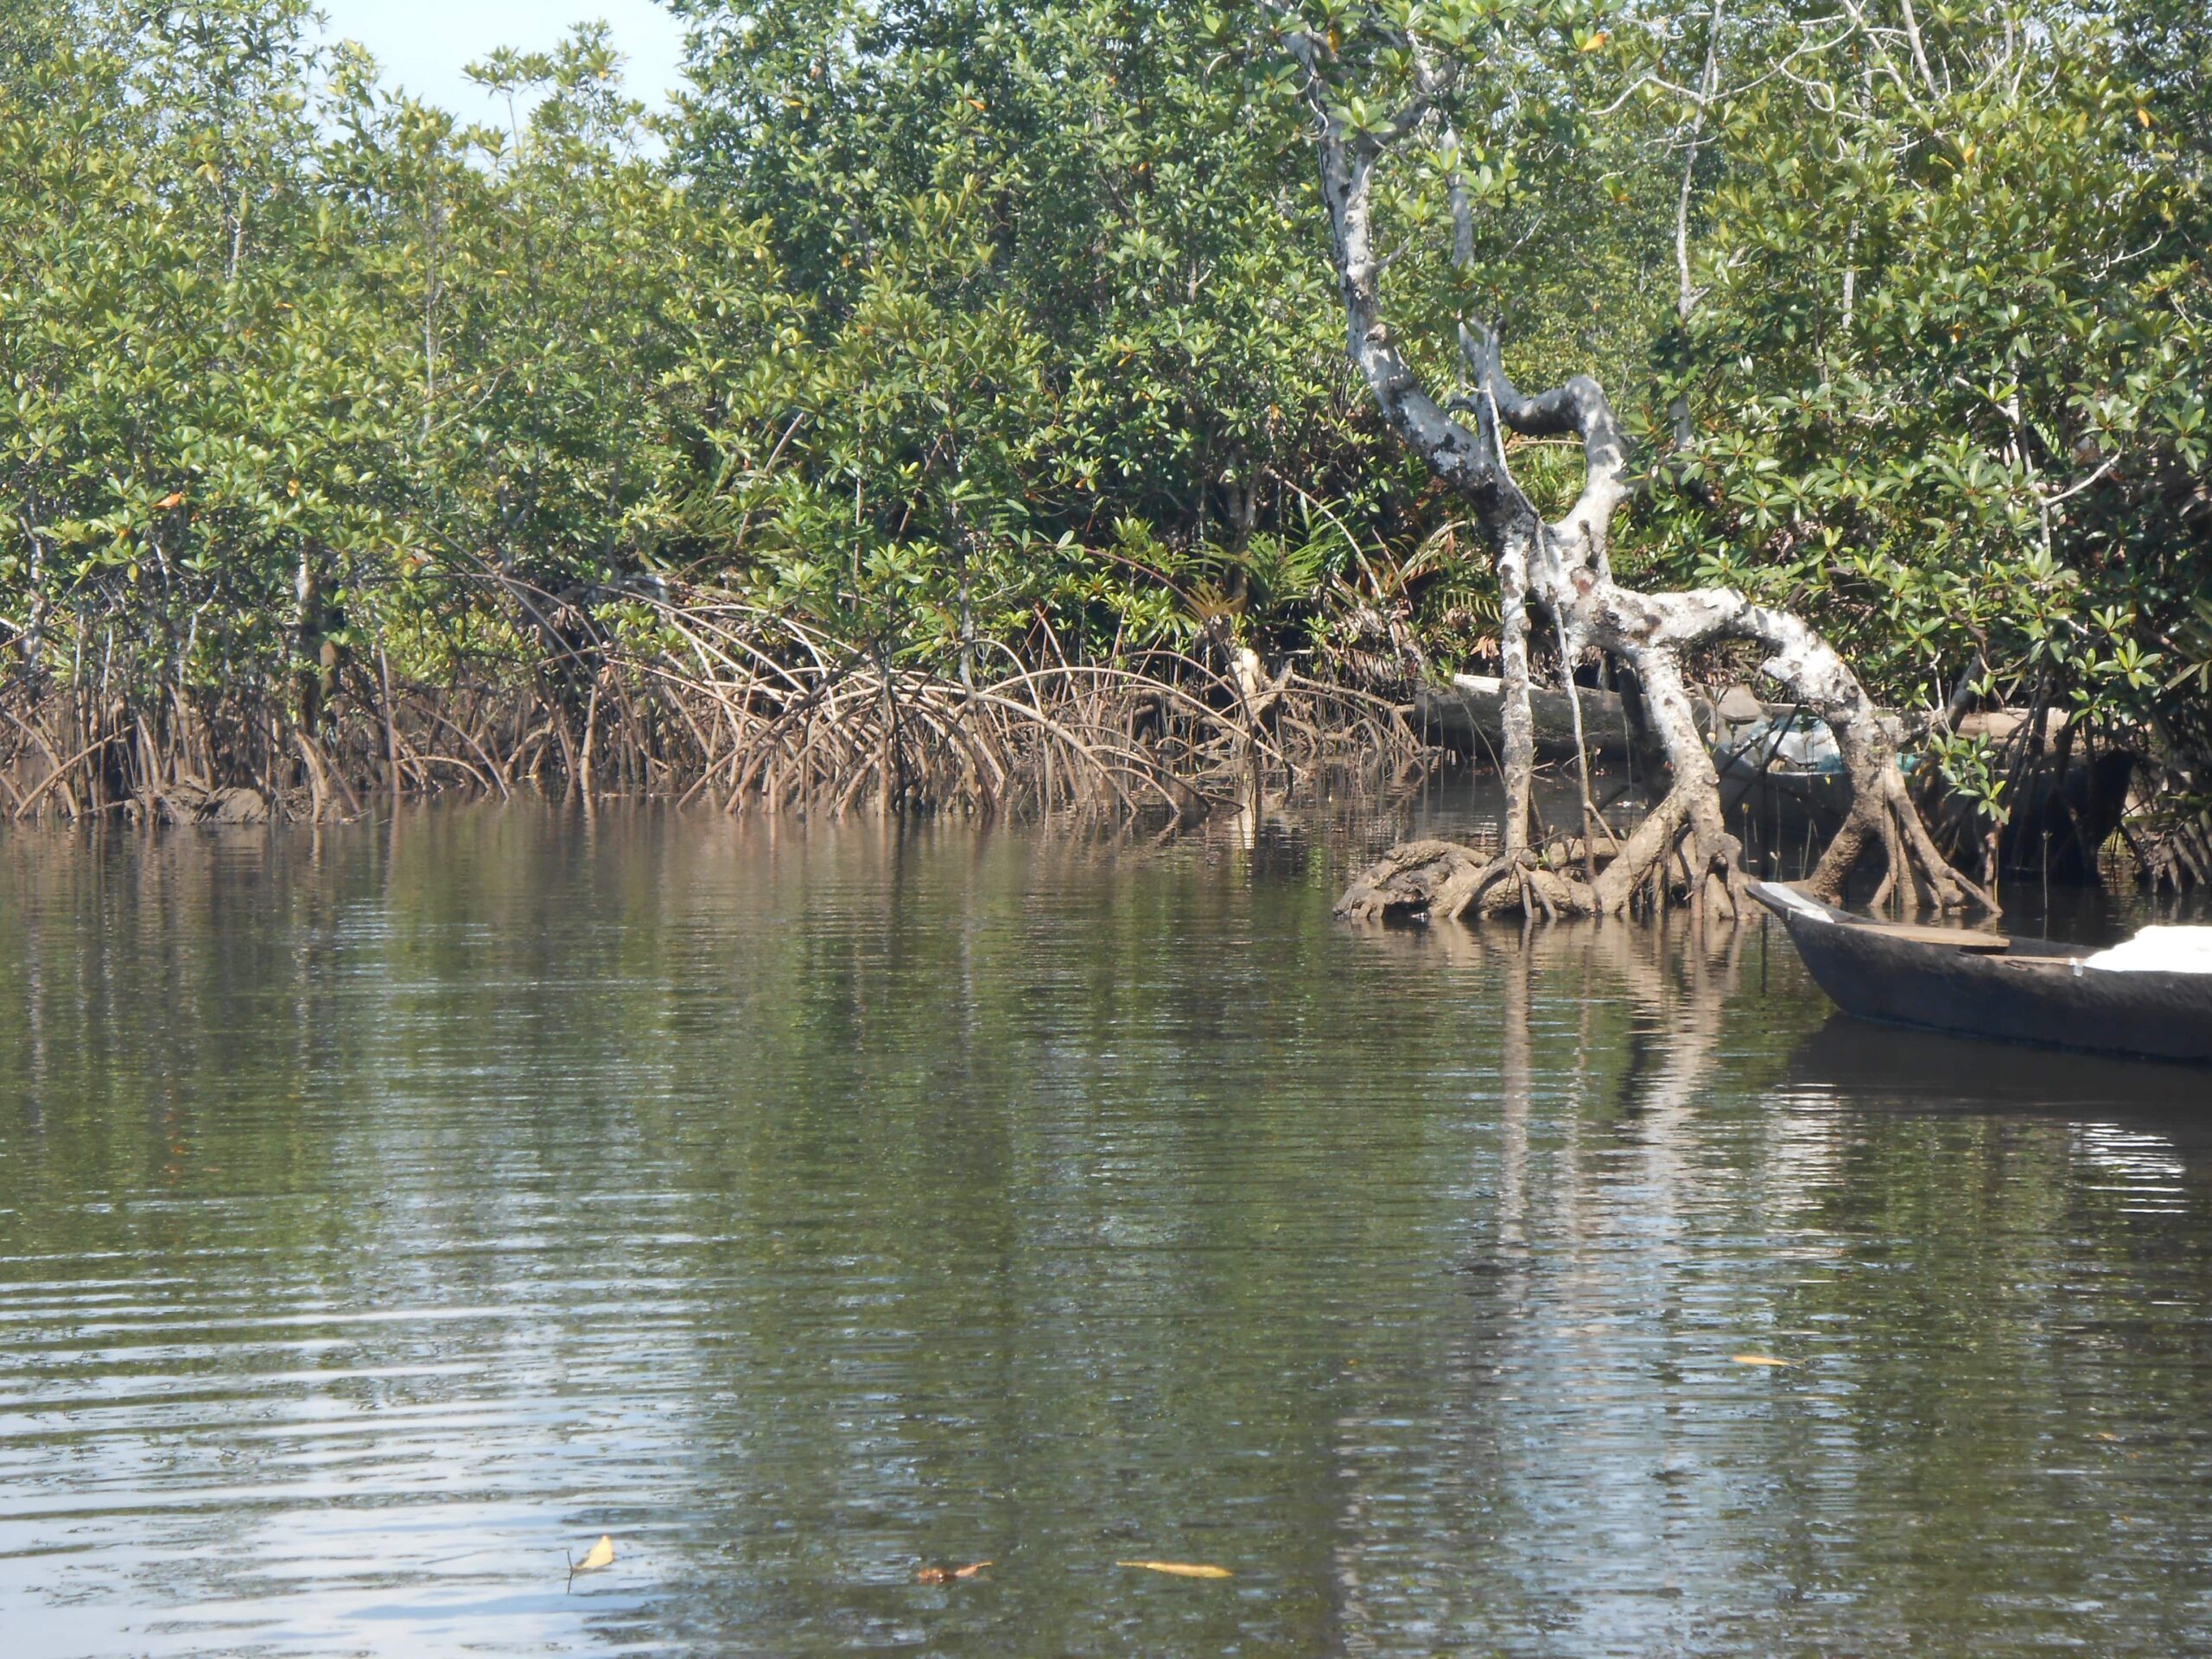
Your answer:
[1748,880,2212,1065]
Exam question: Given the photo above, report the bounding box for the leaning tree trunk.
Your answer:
[1281,24,1990,924]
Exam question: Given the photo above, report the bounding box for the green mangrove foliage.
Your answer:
[1636,2,2212,878]
[0,0,2206,876]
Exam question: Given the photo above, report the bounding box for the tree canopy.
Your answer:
[0,0,2205,870]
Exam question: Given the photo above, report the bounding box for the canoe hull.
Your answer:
[1774,908,2212,1065]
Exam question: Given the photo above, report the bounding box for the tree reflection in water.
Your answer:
[3,809,2211,1657]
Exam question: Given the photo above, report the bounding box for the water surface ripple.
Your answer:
[3,802,2211,1656]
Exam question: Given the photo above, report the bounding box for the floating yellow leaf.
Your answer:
[1731,1354,1794,1368]
[915,1560,992,1584]
[573,1535,615,1573]
[1117,1560,1232,1579]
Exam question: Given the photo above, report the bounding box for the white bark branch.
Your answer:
[1294,12,1991,917]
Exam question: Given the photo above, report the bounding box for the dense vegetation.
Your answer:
[1,0,2206,878]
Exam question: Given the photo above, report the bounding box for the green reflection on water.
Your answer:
[2,803,2209,1658]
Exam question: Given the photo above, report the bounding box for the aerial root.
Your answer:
[1339,742,2007,930]
[1808,761,1997,916]
[1334,839,1599,924]
[1337,783,1752,925]
[2,577,1443,825]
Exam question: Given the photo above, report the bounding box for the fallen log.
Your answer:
[1414,674,1637,763]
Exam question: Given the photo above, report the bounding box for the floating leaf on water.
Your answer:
[1116,1560,1232,1579]
[924,1560,992,1583]
[915,1560,991,1585]
[572,1535,615,1573]
[1730,1354,1794,1368]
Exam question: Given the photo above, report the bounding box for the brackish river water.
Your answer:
[4,793,2212,1658]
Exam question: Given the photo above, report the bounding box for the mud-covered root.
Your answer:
[1338,782,1752,925]
[1580,785,1748,922]
[1336,838,1493,922]
[1808,759,1997,916]
[1338,760,1987,928]
[1336,838,1593,923]
[1476,854,1592,921]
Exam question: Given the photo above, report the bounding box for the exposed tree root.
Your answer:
[1282,18,1995,925]
[1338,838,1511,922]
[1338,785,1751,925]
[1809,759,1994,915]
[0,575,1439,828]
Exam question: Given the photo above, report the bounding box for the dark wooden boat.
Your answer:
[1748,880,2212,1065]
